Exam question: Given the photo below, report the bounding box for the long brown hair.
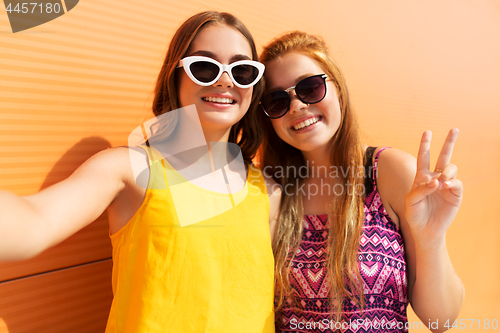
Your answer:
[150,11,264,164]
[259,31,365,320]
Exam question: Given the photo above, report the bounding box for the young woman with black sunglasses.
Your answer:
[0,11,280,332]
[259,31,464,332]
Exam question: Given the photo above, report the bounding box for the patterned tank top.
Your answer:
[277,147,408,332]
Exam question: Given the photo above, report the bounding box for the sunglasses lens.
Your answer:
[231,64,259,86]
[189,61,220,83]
[296,76,326,104]
[261,91,290,118]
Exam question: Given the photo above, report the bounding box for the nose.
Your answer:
[213,71,234,88]
[288,89,308,114]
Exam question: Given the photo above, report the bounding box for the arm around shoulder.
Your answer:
[0,147,131,262]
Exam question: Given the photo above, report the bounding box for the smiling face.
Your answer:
[264,52,342,157]
[178,24,254,142]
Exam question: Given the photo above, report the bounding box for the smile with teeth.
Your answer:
[292,116,321,130]
[202,96,235,104]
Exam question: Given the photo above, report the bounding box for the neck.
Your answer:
[203,127,231,145]
[301,145,336,180]
[154,108,234,171]
[299,145,340,216]
[204,127,233,172]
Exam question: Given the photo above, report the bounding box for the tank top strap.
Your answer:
[372,146,391,188]
[363,146,376,195]
[114,144,164,165]
[139,144,165,163]
[136,144,169,191]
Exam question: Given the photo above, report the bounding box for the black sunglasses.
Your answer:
[260,74,328,119]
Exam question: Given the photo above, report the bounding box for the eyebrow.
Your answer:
[186,50,252,62]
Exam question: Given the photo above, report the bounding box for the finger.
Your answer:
[435,128,459,171]
[443,179,463,204]
[407,178,439,205]
[417,130,432,172]
[438,164,458,183]
[444,178,463,194]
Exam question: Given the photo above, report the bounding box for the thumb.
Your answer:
[405,178,439,207]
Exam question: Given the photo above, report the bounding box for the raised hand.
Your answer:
[404,129,463,243]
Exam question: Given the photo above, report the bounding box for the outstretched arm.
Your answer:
[0,147,129,262]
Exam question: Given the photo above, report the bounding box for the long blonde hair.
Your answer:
[259,31,365,320]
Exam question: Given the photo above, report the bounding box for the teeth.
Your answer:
[203,96,234,104]
[293,116,320,130]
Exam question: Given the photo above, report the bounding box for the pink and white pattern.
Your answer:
[277,148,408,332]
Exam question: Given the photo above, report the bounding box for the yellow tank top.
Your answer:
[105,146,275,333]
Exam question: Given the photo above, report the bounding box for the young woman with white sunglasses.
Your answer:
[0,11,280,333]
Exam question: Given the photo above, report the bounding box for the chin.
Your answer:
[293,139,331,152]
[200,116,240,131]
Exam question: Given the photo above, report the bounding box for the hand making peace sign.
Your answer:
[405,129,463,243]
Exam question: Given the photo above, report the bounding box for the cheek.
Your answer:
[322,87,342,120]
[270,119,288,140]
[178,75,196,107]
[235,88,253,119]
[240,88,253,106]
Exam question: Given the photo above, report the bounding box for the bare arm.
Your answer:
[377,130,464,332]
[0,147,130,262]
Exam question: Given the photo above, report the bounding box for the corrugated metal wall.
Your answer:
[1,0,499,331]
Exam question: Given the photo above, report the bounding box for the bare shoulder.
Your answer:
[84,145,145,169]
[78,146,149,185]
[376,148,416,185]
[113,146,149,187]
[374,148,417,226]
[42,145,150,214]
[76,146,132,175]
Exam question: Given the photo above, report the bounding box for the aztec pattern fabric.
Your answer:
[277,147,408,332]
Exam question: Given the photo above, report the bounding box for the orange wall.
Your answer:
[1,0,499,331]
